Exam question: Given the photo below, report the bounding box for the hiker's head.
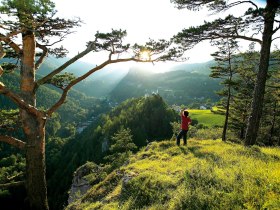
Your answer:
[183,110,189,117]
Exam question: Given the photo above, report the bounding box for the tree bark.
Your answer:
[222,85,231,141]
[240,111,247,140]
[245,0,277,146]
[25,116,48,210]
[20,30,49,210]
[268,101,277,146]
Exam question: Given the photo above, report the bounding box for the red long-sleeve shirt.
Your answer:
[181,114,191,130]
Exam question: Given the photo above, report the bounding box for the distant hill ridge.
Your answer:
[110,67,221,105]
[1,56,219,103]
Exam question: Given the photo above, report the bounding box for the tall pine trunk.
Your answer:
[268,101,277,146]
[20,30,49,210]
[222,85,231,141]
[245,0,277,146]
[240,112,247,139]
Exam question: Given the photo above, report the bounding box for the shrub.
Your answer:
[0,155,16,167]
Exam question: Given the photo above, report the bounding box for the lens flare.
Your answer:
[140,51,151,61]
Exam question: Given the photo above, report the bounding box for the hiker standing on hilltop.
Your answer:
[177,109,192,146]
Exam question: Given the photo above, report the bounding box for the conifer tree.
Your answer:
[105,128,137,169]
[171,0,280,145]
[259,51,280,145]
[229,46,258,140]
[210,39,238,141]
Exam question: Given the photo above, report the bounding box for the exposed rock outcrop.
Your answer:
[68,162,104,204]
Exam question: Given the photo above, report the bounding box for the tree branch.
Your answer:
[272,24,280,35]
[226,1,258,10]
[0,33,21,54]
[36,44,95,89]
[272,36,280,42]
[0,135,26,150]
[266,85,280,89]
[0,42,5,76]
[172,0,258,11]
[46,57,152,116]
[0,181,25,189]
[0,42,6,59]
[212,32,262,44]
[42,32,72,47]
[0,84,41,117]
[35,43,48,70]
[7,172,24,181]
[173,16,263,49]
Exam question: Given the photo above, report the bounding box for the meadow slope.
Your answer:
[67,139,280,210]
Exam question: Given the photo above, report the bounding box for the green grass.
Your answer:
[67,139,280,210]
[189,109,224,127]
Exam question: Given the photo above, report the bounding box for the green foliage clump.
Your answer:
[105,128,137,170]
[0,154,25,183]
[0,154,25,206]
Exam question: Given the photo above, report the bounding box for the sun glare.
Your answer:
[140,51,151,61]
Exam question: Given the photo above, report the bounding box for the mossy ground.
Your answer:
[67,139,280,210]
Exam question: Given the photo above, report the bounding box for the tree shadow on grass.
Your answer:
[188,145,222,163]
[179,146,188,155]
[236,147,280,162]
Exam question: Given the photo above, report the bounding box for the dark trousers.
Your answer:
[176,129,188,145]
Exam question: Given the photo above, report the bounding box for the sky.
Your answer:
[52,0,269,72]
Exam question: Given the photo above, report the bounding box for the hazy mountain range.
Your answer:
[1,56,220,104]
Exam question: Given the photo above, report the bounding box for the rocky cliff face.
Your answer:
[68,162,104,204]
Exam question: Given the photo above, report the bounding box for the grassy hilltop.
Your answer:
[67,139,280,210]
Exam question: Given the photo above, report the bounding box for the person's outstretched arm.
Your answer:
[180,109,184,116]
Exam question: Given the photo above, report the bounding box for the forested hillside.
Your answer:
[0,72,110,210]
[46,95,177,209]
[110,68,221,105]
[0,71,109,137]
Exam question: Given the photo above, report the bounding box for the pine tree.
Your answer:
[259,51,280,145]
[210,39,239,141]
[105,128,137,169]
[229,46,258,140]
[171,0,280,145]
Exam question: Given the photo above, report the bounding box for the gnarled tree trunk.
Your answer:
[20,30,49,210]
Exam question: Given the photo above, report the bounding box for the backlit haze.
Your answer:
[53,0,268,73]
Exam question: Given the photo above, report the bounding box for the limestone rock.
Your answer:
[68,162,103,204]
